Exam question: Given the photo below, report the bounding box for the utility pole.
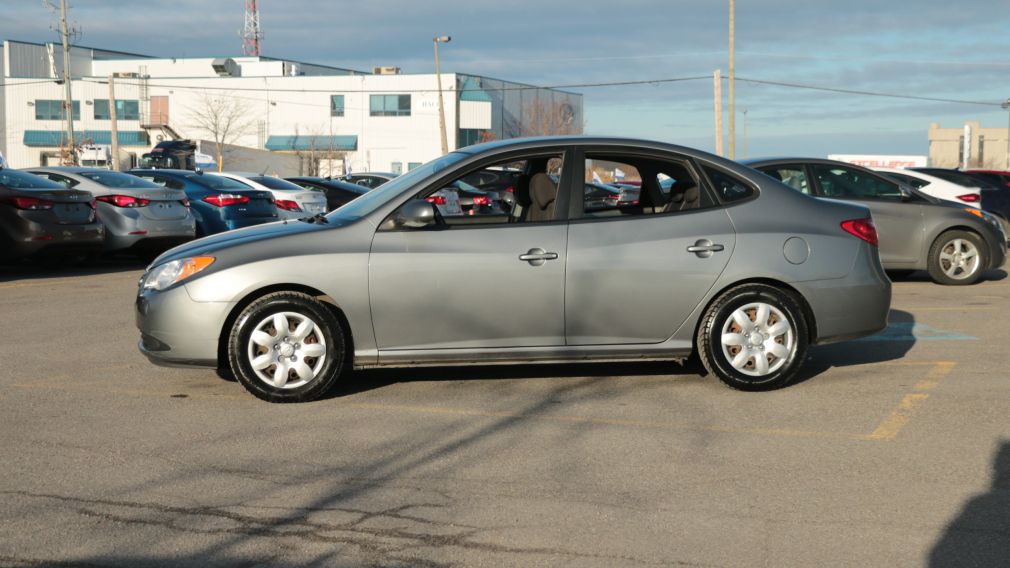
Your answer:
[59,0,76,165]
[713,69,724,157]
[727,0,736,159]
[742,107,748,159]
[434,35,451,156]
[1002,98,1010,169]
[108,74,120,171]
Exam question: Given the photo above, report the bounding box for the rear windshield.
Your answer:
[184,173,254,190]
[80,171,162,189]
[0,170,65,190]
[247,176,305,191]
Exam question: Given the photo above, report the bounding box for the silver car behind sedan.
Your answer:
[27,167,195,253]
[137,137,891,403]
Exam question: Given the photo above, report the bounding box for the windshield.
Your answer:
[247,176,305,191]
[184,173,255,190]
[80,171,162,189]
[0,170,66,190]
[330,152,469,220]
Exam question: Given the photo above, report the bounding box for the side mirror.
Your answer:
[899,186,912,201]
[396,199,437,228]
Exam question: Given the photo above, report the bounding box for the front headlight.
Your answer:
[141,256,215,291]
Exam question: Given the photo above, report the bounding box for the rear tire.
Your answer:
[228,292,345,403]
[696,284,809,391]
[927,230,987,285]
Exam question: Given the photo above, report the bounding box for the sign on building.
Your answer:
[827,154,928,169]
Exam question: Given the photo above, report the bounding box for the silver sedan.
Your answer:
[27,167,195,253]
[137,137,891,402]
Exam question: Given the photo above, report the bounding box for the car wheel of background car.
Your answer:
[227,291,346,403]
[927,230,987,286]
[696,284,809,391]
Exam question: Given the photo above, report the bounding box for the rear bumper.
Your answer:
[100,205,195,251]
[0,213,105,260]
[796,243,892,345]
[136,283,234,367]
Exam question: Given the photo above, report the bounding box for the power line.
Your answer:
[735,76,1002,107]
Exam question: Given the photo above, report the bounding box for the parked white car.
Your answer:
[873,167,981,208]
[217,172,328,220]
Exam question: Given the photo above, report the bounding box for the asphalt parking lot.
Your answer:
[1,262,1008,567]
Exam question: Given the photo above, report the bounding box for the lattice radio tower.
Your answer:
[242,0,262,56]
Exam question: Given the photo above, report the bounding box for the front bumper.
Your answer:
[136,283,235,367]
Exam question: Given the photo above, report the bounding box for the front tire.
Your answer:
[228,292,346,403]
[696,284,809,391]
[927,230,987,285]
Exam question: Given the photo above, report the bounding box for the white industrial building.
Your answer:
[0,39,583,173]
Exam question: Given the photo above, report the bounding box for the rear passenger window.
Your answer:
[704,167,756,202]
[583,154,712,218]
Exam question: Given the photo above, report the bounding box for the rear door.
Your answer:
[565,150,736,345]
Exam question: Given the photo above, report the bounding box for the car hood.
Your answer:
[150,216,352,267]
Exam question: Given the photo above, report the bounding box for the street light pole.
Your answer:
[1002,98,1010,169]
[433,36,451,156]
[727,0,736,159]
[59,0,77,165]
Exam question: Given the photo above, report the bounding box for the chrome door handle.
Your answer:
[519,248,559,266]
[686,240,724,258]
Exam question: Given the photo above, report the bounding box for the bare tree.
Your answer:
[187,92,256,171]
[520,99,583,137]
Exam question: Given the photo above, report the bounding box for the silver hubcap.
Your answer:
[939,238,980,280]
[247,311,327,389]
[720,302,795,377]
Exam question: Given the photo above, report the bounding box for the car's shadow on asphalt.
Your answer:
[888,268,1007,283]
[325,309,917,398]
[0,256,149,282]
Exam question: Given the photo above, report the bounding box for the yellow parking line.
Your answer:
[863,361,956,441]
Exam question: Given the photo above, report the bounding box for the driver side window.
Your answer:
[405,153,565,227]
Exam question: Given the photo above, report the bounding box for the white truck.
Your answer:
[79,144,135,170]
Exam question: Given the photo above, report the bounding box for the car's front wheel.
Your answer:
[228,292,346,402]
[696,284,809,391]
[927,230,987,285]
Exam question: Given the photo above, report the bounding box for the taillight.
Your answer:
[841,218,879,247]
[505,186,514,193]
[426,195,447,205]
[472,195,491,206]
[202,194,249,207]
[7,196,54,210]
[606,193,620,201]
[957,194,980,203]
[275,199,301,211]
[88,199,97,209]
[96,195,151,208]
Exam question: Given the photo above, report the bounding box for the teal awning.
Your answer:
[23,130,149,147]
[265,135,358,151]
[459,77,493,103]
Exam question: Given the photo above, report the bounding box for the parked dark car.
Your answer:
[583,182,623,210]
[129,169,279,237]
[912,168,1010,238]
[964,169,1010,189]
[746,158,1007,285]
[0,168,104,261]
[285,177,369,211]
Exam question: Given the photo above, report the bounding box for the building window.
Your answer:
[459,129,481,148]
[330,95,344,117]
[391,162,403,175]
[370,94,411,117]
[35,100,80,121]
[94,99,140,120]
[408,162,422,171]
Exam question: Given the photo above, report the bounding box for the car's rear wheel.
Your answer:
[696,284,809,391]
[927,230,987,285]
[228,292,345,402]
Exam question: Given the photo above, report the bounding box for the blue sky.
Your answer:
[3,0,1009,157]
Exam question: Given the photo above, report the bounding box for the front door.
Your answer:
[369,150,570,351]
